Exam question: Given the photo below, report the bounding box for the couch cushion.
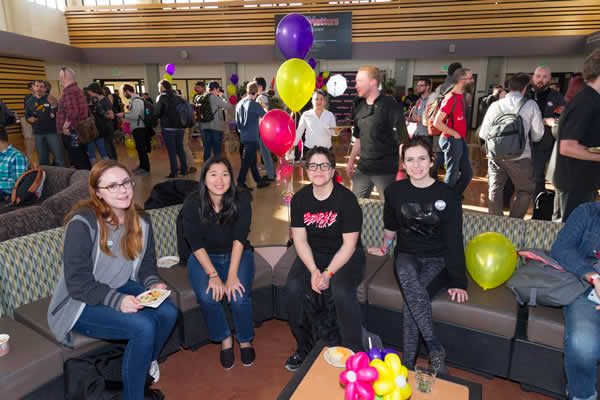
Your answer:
[41,180,89,224]
[273,246,299,287]
[14,297,103,350]
[0,227,64,318]
[0,206,58,244]
[39,166,76,200]
[519,219,564,250]
[357,254,391,303]
[527,306,564,349]
[254,245,287,270]
[159,251,273,313]
[0,317,63,400]
[147,204,182,259]
[367,261,519,338]
[463,211,526,250]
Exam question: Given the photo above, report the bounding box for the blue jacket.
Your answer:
[236,97,265,143]
[551,202,600,281]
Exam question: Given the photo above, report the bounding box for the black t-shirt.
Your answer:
[383,179,467,289]
[291,182,363,255]
[181,190,252,254]
[554,85,600,192]
[25,95,57,134]
[92,97,115,138]
[352,94,408,175]
[526,86,565,151]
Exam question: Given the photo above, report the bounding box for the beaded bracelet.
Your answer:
[324,268,334,277]
[208,271,218,279]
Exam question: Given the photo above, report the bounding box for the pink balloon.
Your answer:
[229,95,237,105]
[259,110,296,157]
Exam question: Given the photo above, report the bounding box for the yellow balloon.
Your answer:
[227,84,236,96]
[276,58,315,113]
[465,232,518,290]
[322,71,330,79]
[162,74,172,83]
[125,138,136,150]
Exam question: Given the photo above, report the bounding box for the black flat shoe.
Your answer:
[165,173,177,179]
[240,346,255,367]
[220,347,235,370]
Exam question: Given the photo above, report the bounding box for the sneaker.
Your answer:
[285,353,303,372]
[239,183,253,192]
[256,180,270,189]
[149,360,160,384]
[240,346,256,367]
[165,173,177,179]
[220,347,235,370]
[262,176,276,182]
[430,347,449,377]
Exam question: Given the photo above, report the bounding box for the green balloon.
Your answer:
[465,232,518,290]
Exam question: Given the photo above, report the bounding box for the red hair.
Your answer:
[565,76,584,102]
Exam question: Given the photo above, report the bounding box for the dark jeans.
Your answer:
[34,132,65,167]
[237,141,261,186]
[556,189,599,223]
[162,128,187,175]
[62,134,91,170]
[104,131,118,161]
[285,248,366,358]
[73,280,178,400]
[188,249,255,343]
[132,128,150,171]
[351,169,396,199]
[201,128,223,161]
[532,144,553,200]
[439,136,473,194]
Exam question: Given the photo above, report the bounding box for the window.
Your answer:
[83,0,139,5]
[28,0,65,10]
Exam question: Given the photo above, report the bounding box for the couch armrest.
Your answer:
[0,206,58,242]
[41,180,89,225]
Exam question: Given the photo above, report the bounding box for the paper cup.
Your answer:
[0,334,10,357]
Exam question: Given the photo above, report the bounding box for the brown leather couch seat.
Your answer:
[526,306,564,350]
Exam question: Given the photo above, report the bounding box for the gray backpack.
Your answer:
[506,249,589,307]
[483,97,527,161]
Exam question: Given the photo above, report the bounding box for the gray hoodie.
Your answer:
[199,93,233,132]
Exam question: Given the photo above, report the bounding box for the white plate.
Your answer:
[136,289,171,308]
[157,256,180,268]
[323,346,355,368]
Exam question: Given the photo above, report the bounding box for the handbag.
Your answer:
[75,111,100,144]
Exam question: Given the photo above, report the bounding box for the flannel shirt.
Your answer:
[0,145,29,193]
[56,82,87,134]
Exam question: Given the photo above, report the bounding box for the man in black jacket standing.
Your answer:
[526,65,565,200]
[155,80,188,178]
[346,65,408,198]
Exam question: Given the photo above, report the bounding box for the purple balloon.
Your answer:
[230,74,239,85]
[368,348,384,361]
[383,348,399,357]
[308,58,316,69]
[276,14,314,60]
[165,64,175,76]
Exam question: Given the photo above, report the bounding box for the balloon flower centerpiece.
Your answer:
[340,352,378,400]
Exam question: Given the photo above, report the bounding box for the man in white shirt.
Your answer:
[294,90,341,157]
[479,73,544,218]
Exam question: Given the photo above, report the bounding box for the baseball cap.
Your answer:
[208,81,221,91]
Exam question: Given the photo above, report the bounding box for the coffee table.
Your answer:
[278,341,482,400]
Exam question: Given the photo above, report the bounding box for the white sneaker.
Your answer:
[149,360,160,384]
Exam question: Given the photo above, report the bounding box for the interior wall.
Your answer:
[505,55,585,73]
[3,0,70,46]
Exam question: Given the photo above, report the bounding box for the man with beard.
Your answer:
[117,84,150,175]
[433,68,474,195]
[526,65,565,199]
[412,79,431,138]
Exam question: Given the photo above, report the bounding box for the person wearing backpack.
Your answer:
[155,79,189,178]
[549,202,600,400]
[433,67,474,196]
[0,129,29,200]
[119,84,151,175]
[255,77,276,182]
[478,73,544,218]
[199,81,233,161]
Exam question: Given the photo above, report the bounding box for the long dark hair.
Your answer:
[196,156,246,225]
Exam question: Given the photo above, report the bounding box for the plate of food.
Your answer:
[157,256,180,268]
[324,346,355,368]
[136,288,171,308]
[589,147,600,154]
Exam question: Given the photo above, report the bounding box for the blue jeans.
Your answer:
[201,128,223,161]
[439,136,473,194]
[34,133,66,167]
[258,135,275,179]
[237,141,261,185]
[73,280,178,400]
[188,248,255,343]
[564,291,600,400]
[162,128,188,175]
[87,137,109,162]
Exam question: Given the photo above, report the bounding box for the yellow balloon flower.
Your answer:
[370,354,411,400]
[275,58,315,113]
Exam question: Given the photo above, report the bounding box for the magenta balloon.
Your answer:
[165,64,175,75]
[276,14,314,60]
[308,58,317,69]
[259,110,295,157]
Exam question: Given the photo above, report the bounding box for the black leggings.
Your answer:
[394,252,445,368]
[285,248,365,358]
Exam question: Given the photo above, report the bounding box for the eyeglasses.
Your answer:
[97,179,134,193]
[306,162,333,171]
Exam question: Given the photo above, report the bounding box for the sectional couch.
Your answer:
[0,199,583,399]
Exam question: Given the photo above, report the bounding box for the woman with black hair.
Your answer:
[182,156,255,370]
[369,136,468,375]
[284,146,365,372]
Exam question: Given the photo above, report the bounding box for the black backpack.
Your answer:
[177,207,192,265]
[173,96,195,129]
[532,190,555,221]
[483,97,528,160]
[132,97,158,129]
[196,93,215,123]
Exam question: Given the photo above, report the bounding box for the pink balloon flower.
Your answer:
[340,352,379,400]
